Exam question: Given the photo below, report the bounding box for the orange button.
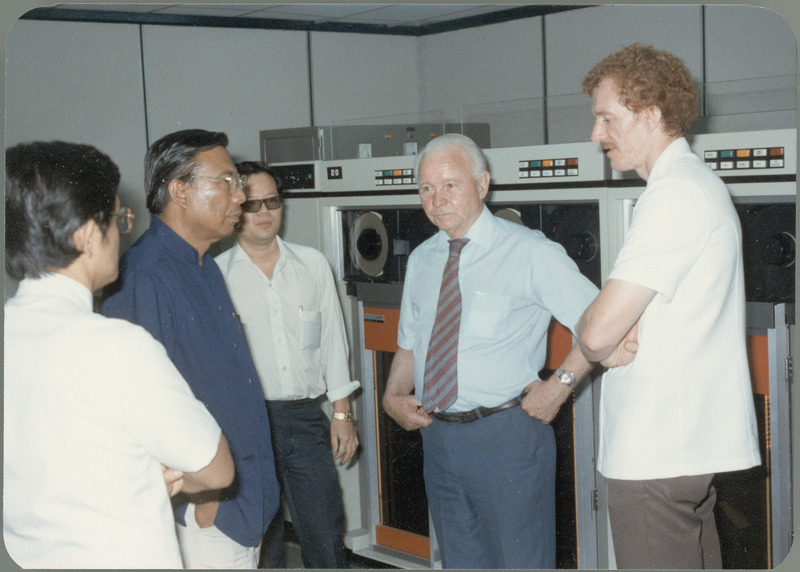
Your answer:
[770,147,784,156]
[542,160,553,167]
[736,149,751,157]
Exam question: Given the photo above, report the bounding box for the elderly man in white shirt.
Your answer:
[215,161,359,569]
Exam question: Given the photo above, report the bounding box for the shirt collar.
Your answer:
[150,216,213,267]
[433,204,494,253]
[15,272,93,311]
[648,137,690,182]
[224,235,301,275]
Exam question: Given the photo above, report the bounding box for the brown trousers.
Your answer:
[607,474,722,569]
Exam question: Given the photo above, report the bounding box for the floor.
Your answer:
[275,524,396,570]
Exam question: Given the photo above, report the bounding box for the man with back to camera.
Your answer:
[4,140,234,569]
[381,133,603,569]
[524,44,761,569]
[215,161,359,568]
[102,129,280,568]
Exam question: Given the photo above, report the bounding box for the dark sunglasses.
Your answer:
[242,196,282,213]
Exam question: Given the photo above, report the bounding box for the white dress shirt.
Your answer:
[216,236,359,402]
[601,137,761,480]
[4,273,221,569]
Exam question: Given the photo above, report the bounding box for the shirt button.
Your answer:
[248,378,253,384]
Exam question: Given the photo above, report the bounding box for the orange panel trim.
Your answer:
[746,335,770,395]
[545,321,573,370]
[375,524,430,559]
[363,306,400,353]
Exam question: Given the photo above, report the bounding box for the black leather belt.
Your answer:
[430,395,523,423]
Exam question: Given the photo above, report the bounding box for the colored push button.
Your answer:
[720,150,735,158]
[770,147,784,156]
[518,157,578,177]
[736,149,751,158]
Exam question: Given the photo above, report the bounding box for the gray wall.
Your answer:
[4,3,796,293]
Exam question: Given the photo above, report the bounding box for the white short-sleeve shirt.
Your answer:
[4,273,222,569]
[599,138,761,480]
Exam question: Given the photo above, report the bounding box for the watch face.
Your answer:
[558,370,575,387]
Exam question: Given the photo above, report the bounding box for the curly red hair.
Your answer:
[583,44,699,137]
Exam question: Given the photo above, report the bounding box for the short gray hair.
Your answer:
[414,133,489,180]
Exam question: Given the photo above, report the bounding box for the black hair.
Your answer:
[5,141,120,280]
[145,129,229,214]
[234,160,284,197]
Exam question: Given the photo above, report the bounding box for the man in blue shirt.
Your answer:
[382,134,599,569]
[103,129,279,568]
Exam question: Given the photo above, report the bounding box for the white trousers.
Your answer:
[176,502,261,569]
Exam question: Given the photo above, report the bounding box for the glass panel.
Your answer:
[374,350,430,536]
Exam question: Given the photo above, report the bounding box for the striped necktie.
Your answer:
[421,237,469,413]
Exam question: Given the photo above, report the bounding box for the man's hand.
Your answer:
[188,490,221,528]
[162,464,185,497]
[383,393,433,431]
[331,418,359,465]
[600,321,639,368]
[521,377,572,425]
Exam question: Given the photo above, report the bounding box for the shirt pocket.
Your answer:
[462,292,510,340]
[300,310,322,350]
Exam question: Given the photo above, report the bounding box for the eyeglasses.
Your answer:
[112,206,135,235]
[190,174,247,194]
[242,196,282,213]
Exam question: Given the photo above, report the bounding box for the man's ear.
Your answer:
[168,178,190,209]
[72,219,97,258]
[478,171,491,200]
[643,105,663,133]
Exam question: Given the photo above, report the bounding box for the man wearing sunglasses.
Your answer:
[102,130,280,569]
[215,161,359,569]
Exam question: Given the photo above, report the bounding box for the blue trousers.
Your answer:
[420,405,556,569]
[261,399,348,569]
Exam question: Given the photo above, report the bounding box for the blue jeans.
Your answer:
[261,399,348,569]
[421,405,556,569]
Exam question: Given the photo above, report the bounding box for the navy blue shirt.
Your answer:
[102,217,279,548]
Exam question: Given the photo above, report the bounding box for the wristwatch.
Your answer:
[332,412,355,423]
[554,369,578,391]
